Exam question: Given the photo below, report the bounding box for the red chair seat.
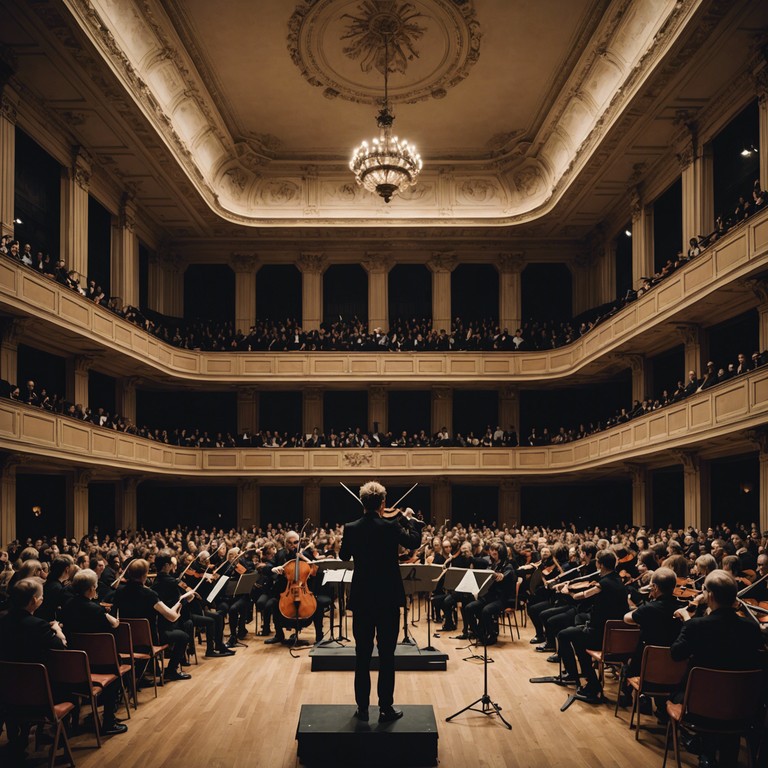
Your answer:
[627,676,640,690]
[117,663,132,677]
[53,701,76,719]
[666,701,683,722]
[91,672,117,688]
[586,649,603,662]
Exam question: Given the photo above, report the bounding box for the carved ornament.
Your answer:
[343,451,374,468]
[297,253,326,274]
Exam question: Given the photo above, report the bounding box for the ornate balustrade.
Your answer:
[1,365,766,477]
[0,209,766,384]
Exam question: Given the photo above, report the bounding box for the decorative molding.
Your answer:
[743,277,768,305]
[674,323,701,346]
[342,451,374,468]
[497,252,525,275]
[230,252,259,273]
[363,251,394,274]
[427,252,457,273]
[297,252,326,274]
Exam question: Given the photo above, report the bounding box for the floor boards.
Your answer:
[1,613,752,767]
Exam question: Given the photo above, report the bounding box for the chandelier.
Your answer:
[350,35,422,203]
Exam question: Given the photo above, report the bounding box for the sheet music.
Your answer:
[456,569,481,599]
[206,574,229,603]
[322,569,351,585]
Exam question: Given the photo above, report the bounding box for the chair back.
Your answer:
[116,622,135,662]
[0,661,57,722]
[70,632,120,673]
[602,619,640,659]
[46,648,93,692]
[121,617,153,650]
[683,667,763,723]
[640,645,688,688]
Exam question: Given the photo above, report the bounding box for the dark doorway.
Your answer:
[323,390,368,434]
[522,263,572,322]
[451,264,498,321]
[651,345,684,399]
[651,466,684,529]
[137,484,236,530]
[260,486,305,528]
[616,227,632,299]
[451,485,498,527]
[17,344,66,395]
[16,474,66,543]
[521,481,632,529]
[259,391,302,436]
[184,264,235,322]
[256,264,302,322]
[87,196,112,292]
[388,390,431,436]
[388,264,431,321]
[323,264,367,323]
[89,483,116,536]
[453,390,498,439]
[653,178,683,270]
[709,453,759,529]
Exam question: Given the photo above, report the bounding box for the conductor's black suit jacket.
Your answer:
[340,513,421,613]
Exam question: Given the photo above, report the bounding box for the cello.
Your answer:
[278,521,317,624]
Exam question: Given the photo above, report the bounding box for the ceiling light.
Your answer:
[13,217,22,224]
[624,229,632,238]
[350,35,422,203]
[741,147,752,157]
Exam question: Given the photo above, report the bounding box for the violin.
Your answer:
[740,598,768,624]
[381,507,427,527]
[278,523,317,622]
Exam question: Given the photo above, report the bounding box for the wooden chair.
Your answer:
[585,620,640,696]
[70,633,132,721]
[500,577,523,640]
[0,660,76,768]
[120,617,167,697]
[663,667,764,768]
[47,648,110,748]
[115,623,138,709]
[621,645,687,740]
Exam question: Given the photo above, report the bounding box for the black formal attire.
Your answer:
[461,560,516,643]
[37,578,73,622]
[181,564,228,653]
[528,561,582,645]
[439,554,476,630]
[624,595,681,679]
[670,608,764,764]
[60,595,121,725]
[339,512,420,711]
[215,559,252,640]
[558,571,627,690]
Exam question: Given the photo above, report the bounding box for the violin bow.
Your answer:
[737,569,768,598]
[391,483,418,509]
[340,482,363,506]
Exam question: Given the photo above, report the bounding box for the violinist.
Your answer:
[531,542,596,656]
[439,541,476,633]
[618,567,681,709]
[216,547,253,646]
[429,539,453,626]
[555,550,628,703]
[670,571,764,768]
[527,545,565,606]
[253,544,277,636]
[721,554,752,589]
[460,541,516,646]
[339,481,420,723]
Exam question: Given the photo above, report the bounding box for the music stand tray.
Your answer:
[398,564,444,651]
[316,560,354,646]
[225,571,261,597]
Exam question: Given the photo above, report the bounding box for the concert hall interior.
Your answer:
[0,1,768,766]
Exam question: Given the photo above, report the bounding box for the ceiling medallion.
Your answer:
[287,0,481,106]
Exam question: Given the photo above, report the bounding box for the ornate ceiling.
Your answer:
[2,0,767,238]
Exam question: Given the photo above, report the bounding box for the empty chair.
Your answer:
[120,617,168,697]
[585,619,640,696]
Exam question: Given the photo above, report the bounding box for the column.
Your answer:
[744,278,768,350]
[432,477,452,528]
[115,477,140,532]
[0,317,29,383]
[628,464,652,528]
[147,253,164,313]
[757,75,768,189]
[431,386,452,436]
[60,146,91,279]
[66,468,91,541]
[570,253,593,317]
[115,377,138,425]
[630,189,654,289]
[497,252,523,332]
[231,253,259,332]
[303,388,323,435]
[678,134,714,250]
[368,385,387,433]
[498,386,520,438]
[160,253,184,318]
[0,454,21,547]
[601,238,617,305]
[66,355,95,407]
[621,354,650,402]
[678,451,710,530]
[0,87,18,239]
[428,253,456,332]
[111,193,139,309]
[298,253,325,331]
[304,478,321,527]
[747,430,768,535]
[675,324,705,379]
[364,252,392,332]
[498,479,520,529]
[237,387,259,435]
[237,480,260,529]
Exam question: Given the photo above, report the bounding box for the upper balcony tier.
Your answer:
[1,208,767,387]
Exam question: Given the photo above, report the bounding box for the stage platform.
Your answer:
[296,704,438,767]
[309,643,448,671]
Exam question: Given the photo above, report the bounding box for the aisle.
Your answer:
[10,615,694,768]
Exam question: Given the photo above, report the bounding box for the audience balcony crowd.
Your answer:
[2,347,764,452]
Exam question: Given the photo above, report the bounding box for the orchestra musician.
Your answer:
[555,550,628,703]
[460,541,516,646]
[439,541,476,633]
[339,481,420,723]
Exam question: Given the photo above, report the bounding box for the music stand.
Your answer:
[225,571,261,597]
[445,570,511,730]
[397,564,444,651]
[442,568,495,661]
[315,560,353,646]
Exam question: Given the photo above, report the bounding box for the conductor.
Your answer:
[340,481,421,723]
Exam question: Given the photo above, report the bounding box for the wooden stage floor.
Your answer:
[3,613,752,768]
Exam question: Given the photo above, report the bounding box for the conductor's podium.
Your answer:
[309,643,448,671]
[296,704,438,767]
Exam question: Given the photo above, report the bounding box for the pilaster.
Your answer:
[427,253,456,332]
[0,87,18,239]
[60,146,91,279]
[115,377,138,425]
[363,252,392,332]
[0,318,29,382]
[111,193,139,309]
[66,355,97,408]
[237,387,259,435]
[497,252,523,332]
[66,468,92,541]
[115,476,141,532]
[675,324,705,380]
[368,385,387,433]
[237,479,260,529]
[746,429,768,535]
[753,54,768,190]
[744,278,768,350]
[498,479,520,529]
[630,188,654,288]
[302,388,323,435]
[498,385,520,437]
[431,386,453,436]
[628,464,652,528]
[676,451,710,530]
[298,252,326,331]
[0,454,23,546]
[432,477,452,529]
[304,478,321,526]
[231,253,259,332]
